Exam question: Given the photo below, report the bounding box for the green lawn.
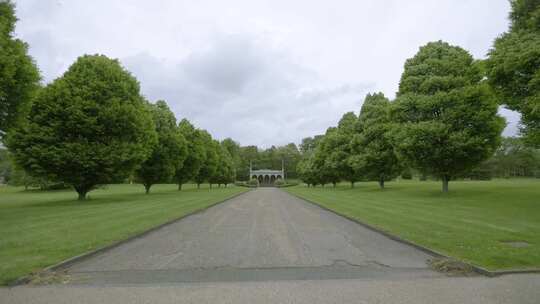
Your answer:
[0,184,247,285]
[286,179,540,271]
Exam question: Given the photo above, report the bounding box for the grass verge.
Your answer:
[0,184,247,285]
[285,179,540,271]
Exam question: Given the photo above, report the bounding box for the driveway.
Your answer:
[60,188,437,284]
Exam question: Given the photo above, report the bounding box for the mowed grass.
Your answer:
[0,184,248,285]
[286,179,540,271]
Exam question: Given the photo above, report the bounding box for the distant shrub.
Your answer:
[274,179,286,187]
[401,171,413,180]
[234,181,247,187]
[274,180,299,188]
[247,178,259,188]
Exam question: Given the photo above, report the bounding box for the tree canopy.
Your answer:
[175,119,205,190]
[0,0,40,136]
[392,41,505,192]
[7,54,157,199]
[135,100,187,194]
[350,93,401,188]
[194,130,218,187]
[487,0,540,146]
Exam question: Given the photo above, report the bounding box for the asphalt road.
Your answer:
[60,187,439,284]
[2,188,539,303]
[3,275,540,304]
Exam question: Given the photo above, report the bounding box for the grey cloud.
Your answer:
[183,36,267,94]
[122,33,372,147]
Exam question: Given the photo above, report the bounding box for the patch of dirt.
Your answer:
[27,270,71,285]
[428,258,476,276]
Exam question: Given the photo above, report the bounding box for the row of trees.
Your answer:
[298,0,540,192]
[474,137,540,178]
[5,54,237,199]
[298,40,505,192]
[1,1,539,196]
[0,2,239,199]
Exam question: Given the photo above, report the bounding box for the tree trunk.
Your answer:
[75,188,88,201]
[379,176,385,189]
[351,181,355,188]
[333,182,336,188]
[209,183,213,189]
[178,183,182,191]
[144,184,151,194]
[77,192,87,201]
[442,175,449,193]
[197,183,201,189]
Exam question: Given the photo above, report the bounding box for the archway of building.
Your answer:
[251,174,283,186]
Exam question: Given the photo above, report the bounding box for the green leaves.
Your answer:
[399,41,475,96]
[135,100,187,193]
[487,1,540,146]
[0,0,40,135]
[393,41,504,191]
[510,0,540,31]
[175,119,205,187]
[353,93,401,187]
[7,55,156,199]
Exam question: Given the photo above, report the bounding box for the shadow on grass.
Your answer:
[23,186,210,208]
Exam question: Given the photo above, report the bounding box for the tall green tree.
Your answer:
[312,127,341,187]
[0,1,40,136]
[335,112,360,186]
[392,41,505,192]
[7,55,157,200]
[210,144,235,187]
[297,154,319,187]
[221,138,241,178]
[175,119,205,190]
[487,0,540,146]
[194,130,218,188]
[314,113,358,187]
[238,145,258,180]
[135,100,187,194]
[275,143,301,179]
[350,93,401,189]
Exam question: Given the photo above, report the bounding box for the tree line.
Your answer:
[0,2,241,199]
[1,1,539,196]
[6,54,238,199]
[297,0,540,192]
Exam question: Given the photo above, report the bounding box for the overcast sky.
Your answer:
[14,0,520,147]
